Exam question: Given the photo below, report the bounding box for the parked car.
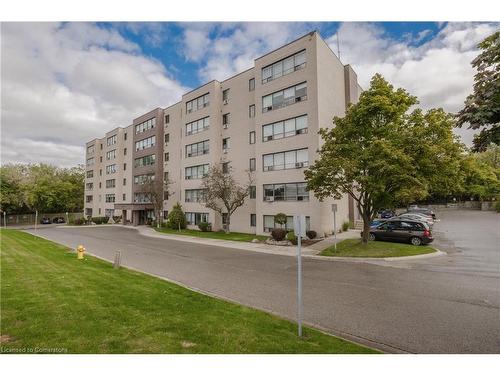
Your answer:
[370,219,387,228]
[380,209,395,219]
[398,213,434,226]
[407,206,436,220]
[367,219,434,246]
[52,217,65,224]
[40,217,51,224]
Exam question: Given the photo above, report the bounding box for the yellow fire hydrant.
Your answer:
[77,245,85,260]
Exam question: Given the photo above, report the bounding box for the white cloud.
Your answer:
[1,22,188,167]
[326,22,499,145]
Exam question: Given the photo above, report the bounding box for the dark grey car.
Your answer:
[368,219,434,246]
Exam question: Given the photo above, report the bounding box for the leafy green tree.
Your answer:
[457,31,500,152]
[274,213,287,228]
[305,74,464,244]
[167,202,187,231]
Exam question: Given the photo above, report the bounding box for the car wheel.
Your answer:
[410,237,422,246]
[369,233,376,241]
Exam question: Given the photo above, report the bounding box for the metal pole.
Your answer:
[297,219,303,337]
[334,210,337,251]
[35,210,38,233]
[3,212,6,229]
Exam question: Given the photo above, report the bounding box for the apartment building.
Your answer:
[84,31,362,235]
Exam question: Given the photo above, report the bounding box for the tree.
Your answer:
[274,213,287,228]
[457,31,500,152]
[137,174,173,228]
[167,202,186,231]
[305,74,465,244]
[201,164,254,233]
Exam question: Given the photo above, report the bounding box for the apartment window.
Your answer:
[86,183,93,190]
[135,135,156,151]
[100,156,103,163]
[87,145,95,155]
[164,152,169,162]
[249,185,256,199]
[249,78,255,91]
[85,208,93,217]
[123,178,126,186]
[123,163,127,171]
[249,104,255,118]
[222,113,230,126]
[100,144,103,150]
[262,114,308,142]
[86,157,94,166]
[106,164,117,174]
[262,82,307,113]
[222,89,229,103]
[134,173,155,185]
[165,114,170,124]
[86,195,93,203]
[261,49,306,84]
[185,164,209,179]
[135,118,156,134]
[186,117,210,136]
[222,162,229,174]
[106,149,116,160]
[165,133,170,143]
[134,192,151,203]
[263,215,310,232]
[99,208,101,215]
[250,214,256,227]
[99,169,102,176]
[185,212,209,225]
[222,138,230,152]
[106,179,116,188]
[164,172,169,182]
[185,189,206,203]
[249,131,256,144]
[124,133,127,140]
[222,213,228,225]
[86,170,93,178]
[186,93,209,114]
[249,158,256,172]
[99,182,102,189]
[107,134,117,146]
[134,154,155,168]
[105,194,115,203]
[263,182,309,202]
[263,148,308,171]
[185,140,209,157]
[123,193,126,201]
[124,148,127,155]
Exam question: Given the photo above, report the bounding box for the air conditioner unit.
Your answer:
[223,99,228,105]
[266,196,274,202]
[295,162,304,168]
[295,97,302,102]
[186,130,192,135]
[223,124,228,129]
[266,135,273,141]
[187,153,192,157]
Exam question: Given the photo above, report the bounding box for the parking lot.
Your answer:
[25,209,500,353]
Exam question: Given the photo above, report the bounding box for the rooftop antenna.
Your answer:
[336,28,341,61]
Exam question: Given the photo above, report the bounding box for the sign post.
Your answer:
[331,204,338,250]
[3,212,6,229]
[35,210,38,233]
[293,214,306,337]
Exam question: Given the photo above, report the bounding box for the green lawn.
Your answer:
[320,238,436,258]
[0,229,376,354]
[154,227,268,243]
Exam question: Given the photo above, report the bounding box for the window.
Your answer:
[185,189,206,203]
[249,186,256,199]
[249,104,255,118]
[164,152,169,162]
[165,114,170,124]
[135,118,156,134]
[99,169,102,176]
[106,149,116,160]
[262,82,307,113]
[222,113,230,126]
[263,215,310,232]
[86,183,93,190]
[185,164,209,179]
[222,213,228,225]
[222,89,229,103]
[134,193,151,203]
[250,214,256,227]
[262,114,308,142]
[124,132,127,140]
[123,193,126,201]
[100,156,103,163]
[99,208,101,215]
[107,134,117,146]
[123,163,127,171]
[185,212,209,225]
[85,208,92,217]
[123,178,126,185]
[105,194,115,203]
[222,138,230,152]
[99,182,102,189]
[164,172,169,182]
[100,144,103,150]
[261,49,306,84]
[185,140,209,157]
[249,78,255,91]
[134,173,155,185]
[134,154,155,168]
[263,182,309,201]
[105,209,114,217]
[106,179,116,188]
[165,133,170,143]
[249,158,256,172]
[86,157,94,166]
[186,117,210,135]
[222,162,229,174]
[135,135,156,151]
[262,148,308,171]
[86,170,93,178]
[249,131,256,144]
[106,164,117,174]
[87,145,95,155]
[186,93,209,114]
[124,148,127,155]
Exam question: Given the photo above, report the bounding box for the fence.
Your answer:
[0,212,84,227]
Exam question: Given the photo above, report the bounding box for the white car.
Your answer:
[398,213,434,226]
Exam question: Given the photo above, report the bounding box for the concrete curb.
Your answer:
[304,248,446,263]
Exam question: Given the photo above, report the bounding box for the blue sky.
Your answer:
[1,22,498,166]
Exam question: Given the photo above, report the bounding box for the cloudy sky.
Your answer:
[1,22,498,167]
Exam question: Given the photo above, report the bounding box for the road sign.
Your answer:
[331,203,338,212]
[293,215,306,238]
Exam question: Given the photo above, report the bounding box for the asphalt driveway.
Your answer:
[24,209,500,353]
